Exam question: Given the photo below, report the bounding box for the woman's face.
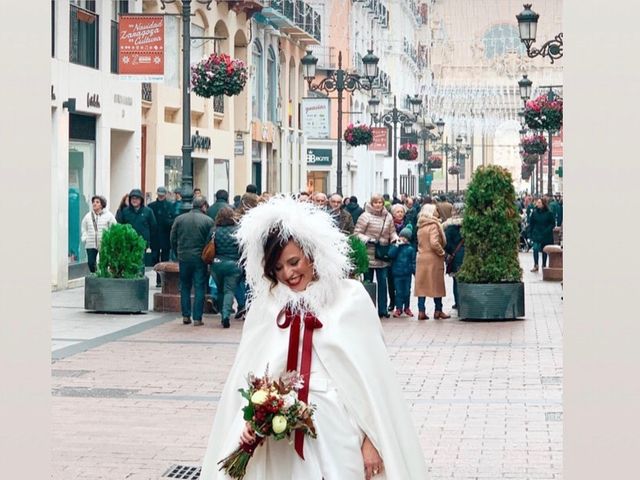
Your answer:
[392,208,405,222]
[536,199,543,209]
[371,199,384,211]
[275,241,315,292]
[92,199,102,212]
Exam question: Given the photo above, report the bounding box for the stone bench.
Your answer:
[542,245,563,281]
[153,261,217,313]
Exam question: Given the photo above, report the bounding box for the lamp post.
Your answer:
[516,3,563,64]
[370,94,422,198]
[455,135,463,195]
[301,49,379,196]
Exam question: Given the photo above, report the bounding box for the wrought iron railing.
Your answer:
[141,82,152,102]
[213,95,224,114]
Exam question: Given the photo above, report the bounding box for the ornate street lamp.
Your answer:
[435,118,445,136]
[302,49,379,195]
[516,4,563,64]
[518,74,533,102]
[368,95,381,123]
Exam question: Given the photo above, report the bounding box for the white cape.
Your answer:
[200,279,429,479]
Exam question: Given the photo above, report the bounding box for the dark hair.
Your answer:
[263,226,292,289]
[383,194,390,201]
[215,189,229,201]
[215,206,237,226]
[246,184,258,194]
[91,195,107,209]
[537,196,549,211]
[350,196,358,204]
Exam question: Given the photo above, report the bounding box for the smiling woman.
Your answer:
[264,232,315,292]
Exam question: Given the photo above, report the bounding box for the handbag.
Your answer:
[201,232,216,264]
[373,215,391,261]
[445,239,464,274]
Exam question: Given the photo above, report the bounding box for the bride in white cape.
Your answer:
[200,197,429,480]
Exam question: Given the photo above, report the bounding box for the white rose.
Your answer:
[272,415,288,434]
[250,389,269,405]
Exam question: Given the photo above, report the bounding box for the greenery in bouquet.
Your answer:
[191,53,248,98]
[398,143,418,160]
[428,154,443,169]
[521,134,548,155]
[343,123,374,147]
[524,94,563,132]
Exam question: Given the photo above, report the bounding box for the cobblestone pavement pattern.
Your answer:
[52,254,562,479]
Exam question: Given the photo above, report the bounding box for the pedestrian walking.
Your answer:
[116,189,157,268]
[80,195,117,273]
[415,204,450,320]
[115,193,129,219]
[170,196,215,326]
[344,195,364,224]
[328,193,354,234]
[435,195,453,222]
[443,204,465,310]
[387,204,409,312]
[388,226,416,317]
[148,186,176,287]
[199,196,428,480]
[528,197,555,272]
[206,189,229,222]
[354,194,398,318]
[209,206,243,329]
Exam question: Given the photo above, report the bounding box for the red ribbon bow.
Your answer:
[277,307,323,459]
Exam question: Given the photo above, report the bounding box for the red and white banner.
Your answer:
[118,15,164,81]
[369,127,388,152]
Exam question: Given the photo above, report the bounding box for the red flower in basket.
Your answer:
[398,143,418,160]
[343,124,373,147]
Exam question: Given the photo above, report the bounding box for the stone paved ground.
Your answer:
[51,253,562,479]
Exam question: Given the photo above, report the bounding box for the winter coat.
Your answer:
[213,224,241,262]
[116,203,157,246]
[388,242,416,277]
[345,202,364,224]
[354,203,398,268]
[206,200,229,223]
[414,216,447,298]
[148,199,176,250]
[170,209,215,263]
[443,217,465,274]
[528,207,555,246]
[549,200,563,227]
[329,208,354,235]
[80,209,117,250]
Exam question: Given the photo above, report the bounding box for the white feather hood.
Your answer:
[234,196,351,313]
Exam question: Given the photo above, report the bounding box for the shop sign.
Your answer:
[191,130,211,150]
[86,93,101,108]
[369,127,388,151]
[302,98,330,139]
[114,94,133,106]
[307,148,332,166]
[234,139,244,156]
[118,15,164,82]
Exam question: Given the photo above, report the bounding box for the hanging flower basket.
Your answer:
[521,152,540,165]
[428,154,442,169]
[343,123,373,147]
[521,134,548,155]
[398,143,418,160]
[191,53,248,98]
[525,94,563,132]
[448,165,461,175]
[521,162,535,180]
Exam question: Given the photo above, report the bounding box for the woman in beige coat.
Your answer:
[414,204,451,320]
[354,194,398,318]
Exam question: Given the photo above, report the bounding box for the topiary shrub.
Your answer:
[347,235,370,280]
[97,224,146,279]
[457,165,522,283]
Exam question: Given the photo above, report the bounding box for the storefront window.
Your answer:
[68,141,96,267]
[164,156,183,193]
[213,158,229,193]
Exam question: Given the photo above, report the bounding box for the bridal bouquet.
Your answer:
[218,369,317,479]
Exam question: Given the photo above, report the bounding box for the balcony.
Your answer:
[141,82,152,103]
[262,0,321,45]
[213,95,224,115]
[218,1,265,19]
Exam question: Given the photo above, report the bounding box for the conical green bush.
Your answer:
[97,224,146,279]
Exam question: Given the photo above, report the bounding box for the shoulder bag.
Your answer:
[374,214,391,261]
[201,231,216,264]
[445,239,464,274]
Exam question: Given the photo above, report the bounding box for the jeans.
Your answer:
[387,269,396,310]
[393,274,412,310]
[235,272,247,310]
[152,248,170,285]
[211,260,242,321]
[86,248,98,273]
[179,260,207,321]
[418,296,443,313]
[533,247,548,267]
[364,267,389,316]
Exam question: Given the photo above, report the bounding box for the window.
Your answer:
[267,47,277,122]
[483,24,525,59]
[164,15,180,88]
[190,24,205,65]
[51,1,55,57]
[69,1,99,68]
[110,1,129,73]
[251,40,264,119]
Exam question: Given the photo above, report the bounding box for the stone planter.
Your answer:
[542,245,563,281]
[363,282,377,307]
[458,282,525,320]
[84,275,149,313]
[153,261,217,313]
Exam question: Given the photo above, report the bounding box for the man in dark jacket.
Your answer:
[206,189,229,222]
[116,188,157,250]
[170,196,215,326]
[345,195,364,224]
[148,186,175,287]
[328,193,354,234]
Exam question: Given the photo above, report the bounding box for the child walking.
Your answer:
[388,226,416,317]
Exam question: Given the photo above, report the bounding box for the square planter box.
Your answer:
[458,282,525,320]
[84,276,149,313]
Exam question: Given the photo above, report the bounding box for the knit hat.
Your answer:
[399,226,413,240]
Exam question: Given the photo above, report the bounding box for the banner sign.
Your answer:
[118,15,164,82]
[369,127,388,152]
[307,148,332,166]
[302,98,330,139]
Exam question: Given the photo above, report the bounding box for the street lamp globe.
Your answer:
[368,96,380,117]
[301,50,318,81]
[403,119,414,134]
[466,145,472,155]
[435,118,445,136]
[361,49,380,82]
[516,4,539,48]
[518,74,533,101]
[409,94,423,116]
[456,135,463,146]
